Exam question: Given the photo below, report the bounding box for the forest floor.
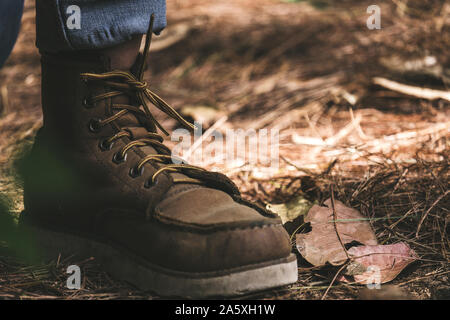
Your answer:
[0,0,449,299]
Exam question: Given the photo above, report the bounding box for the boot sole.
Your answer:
[23,223,298,298]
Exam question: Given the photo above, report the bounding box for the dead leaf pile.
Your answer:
[294,199,418,285]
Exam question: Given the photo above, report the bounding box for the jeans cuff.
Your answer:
[36,0,167,52]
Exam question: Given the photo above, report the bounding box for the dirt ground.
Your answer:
[0,0,449,299]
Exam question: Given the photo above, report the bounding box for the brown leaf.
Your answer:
[340,242,418,285]
[296,199,377,266]
[266,196,313,224]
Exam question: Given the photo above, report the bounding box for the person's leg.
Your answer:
[0,0,25,68]
[22,1,298,298]
[36,0,166,52]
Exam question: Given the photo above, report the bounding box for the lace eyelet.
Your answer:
[144,178,156,189]
[82,97,94,109]
[112,152,127,164]
[88,118,102,133]
[129,166,144,178]
[99,139,114,151]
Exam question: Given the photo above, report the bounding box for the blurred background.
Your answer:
[0,0,448,299]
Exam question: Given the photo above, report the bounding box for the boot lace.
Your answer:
[80,15,206,187]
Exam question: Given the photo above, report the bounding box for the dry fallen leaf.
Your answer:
[340,242,418,285]
[296,199,377,266]
[266,196,313,224]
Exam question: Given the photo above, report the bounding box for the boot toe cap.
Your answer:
[149,187,293,273]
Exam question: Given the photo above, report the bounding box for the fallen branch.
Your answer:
[373,77,450,102]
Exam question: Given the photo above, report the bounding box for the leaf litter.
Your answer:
[292,198,419,285]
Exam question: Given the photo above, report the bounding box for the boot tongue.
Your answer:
[103,36,159,153]
[104,35,143,71]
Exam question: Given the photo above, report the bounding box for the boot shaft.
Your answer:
[39,36,143,144]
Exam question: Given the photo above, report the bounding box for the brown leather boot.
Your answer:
[21,19,297,298]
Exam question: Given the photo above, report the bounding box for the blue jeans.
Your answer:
[0,0,166,67]
[0,0,25,67]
